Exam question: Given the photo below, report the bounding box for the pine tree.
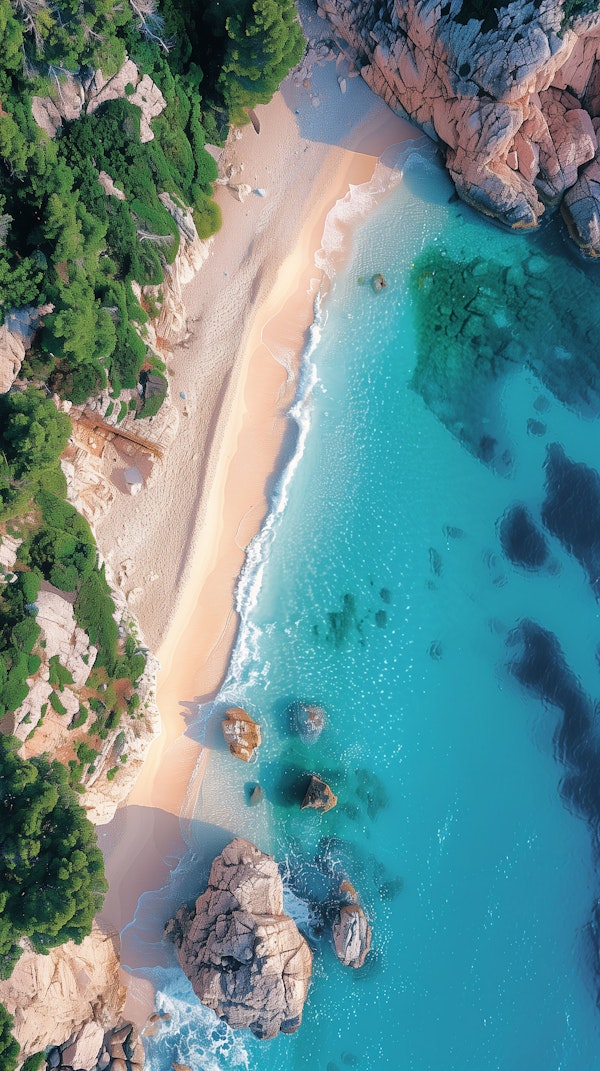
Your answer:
[218,0,304,125]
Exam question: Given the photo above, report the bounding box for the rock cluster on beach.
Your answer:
[317,0,600,254]
[164,838,313,1039]
[222,706,262,761]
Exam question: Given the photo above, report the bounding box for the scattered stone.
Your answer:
[332,904,372,968]
[165,838,312,1039]
[222,707,262,762]
[301,775,337,813]
[371,272,386,291]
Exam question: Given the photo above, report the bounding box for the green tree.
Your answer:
[0,1004,18,1071]
[0,390,70,483]
[0,736,107,977]
[218,0,304,125]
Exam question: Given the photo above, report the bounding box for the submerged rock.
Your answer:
[222,707,262,761]
[332,904,372,968]
[301,775,338,813]
[499,504,549,570]
[288,700,326,744]
[165,838,312,1039]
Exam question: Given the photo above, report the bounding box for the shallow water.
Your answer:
[138,143,600,1070]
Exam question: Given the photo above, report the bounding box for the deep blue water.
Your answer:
[135,143,600,1070]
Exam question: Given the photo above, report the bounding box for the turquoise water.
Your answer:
[135,143,600,1070]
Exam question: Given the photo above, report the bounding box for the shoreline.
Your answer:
[98,67,416,1027]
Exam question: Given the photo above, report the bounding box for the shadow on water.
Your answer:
[507,619,600,1002]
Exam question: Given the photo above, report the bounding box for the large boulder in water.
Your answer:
[222,707,261,761]
[164,838,313,1039]
[333,904,372,969]
[288,700,326,745]
[301,775,337,813]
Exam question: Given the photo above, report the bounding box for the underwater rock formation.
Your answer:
[542,443,600,596]
[165,838,312,1039]
[317,0,600,253]
[222,707,262,761]
[289,700,327,744]
[499,504,550,570]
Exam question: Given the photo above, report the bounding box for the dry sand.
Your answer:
[96,42,417,1025]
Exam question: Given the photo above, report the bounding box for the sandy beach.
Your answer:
[96,27,417,1025]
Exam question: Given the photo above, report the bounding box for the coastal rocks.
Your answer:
[317,0,600,252]
[60,1022,104,1069]
[332,904,372,969]
[0,924,125,1061]
[165,838,313,1039]
[222,707,262,761]
[301,774,338,813]
[288,700,326,744]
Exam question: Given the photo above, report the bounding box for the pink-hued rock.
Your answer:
[165,839,312,1039]
[316,0,600,252]
[332,904,372,969]
[61,1022,104,1070]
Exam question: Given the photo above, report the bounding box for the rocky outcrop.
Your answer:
[332,904,372,968]
[222,707,262,761]
[32,59,165,143]
[0,924,124,1061]
[301,774,337,812]
[165,838,313,1039]
[317,0,600,253]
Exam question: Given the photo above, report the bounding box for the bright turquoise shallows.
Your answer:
[145,144,600,1071]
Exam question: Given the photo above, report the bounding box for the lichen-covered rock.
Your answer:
[332,904,372,969]
[317,0,600,252]
[165,838,312,1039]
[300,774,337,813]
[222,707,262,761]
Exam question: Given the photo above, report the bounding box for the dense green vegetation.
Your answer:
[0,1006,18,1071]
[0,735,107,978]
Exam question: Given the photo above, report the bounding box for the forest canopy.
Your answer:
[0,735,107,979]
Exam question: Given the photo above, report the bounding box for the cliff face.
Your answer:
[318,0,600,253]
[0,924,124,1060]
